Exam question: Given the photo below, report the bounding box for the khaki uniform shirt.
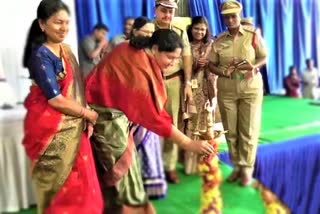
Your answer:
[210,25,267,73]
[154,21,192,76]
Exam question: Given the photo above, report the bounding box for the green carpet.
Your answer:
[10,96,319,214]
[153,163,265,214]
[220,96,320,152]
[7,163,265,214]
[260,96,320,142]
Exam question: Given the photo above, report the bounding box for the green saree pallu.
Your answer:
[90,105,148,207]
[86,43,173,210]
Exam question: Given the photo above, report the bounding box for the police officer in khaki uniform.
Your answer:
[209,0,268,186]
[154,0,193,183]
[240,17,254,26]
[241,17,263,39]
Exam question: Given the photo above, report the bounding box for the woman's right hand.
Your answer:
[197,58,209,68]
[86,109,98,125]
[225,65,236,76]
[184,139,214,156]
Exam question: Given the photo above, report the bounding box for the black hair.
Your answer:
[306,58,313,64]
[289,65,296,74]
[149,29,184,52]
[23,0,70,67]
[129,16,153,49]
[93,23,109,32]
[130,16,152,37]
[124,16,134,23]
[187,16,211,43]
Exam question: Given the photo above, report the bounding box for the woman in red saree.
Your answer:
[22,0,103,213]
[284,66,301,98]
[86,29,215,213]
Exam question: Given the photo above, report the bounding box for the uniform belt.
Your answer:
[163,70,183,80]
[231,73,245,80]
[221,73,245,80]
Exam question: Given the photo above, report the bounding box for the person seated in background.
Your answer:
[284,65,301,98]
[302,58,319,100]
[108,17,134,51]
[78,23,109,78]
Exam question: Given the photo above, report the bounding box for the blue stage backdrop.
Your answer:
[75,0,155,41]
[75,0,320,94]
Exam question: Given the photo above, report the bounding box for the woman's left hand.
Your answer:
[245,67,260,80]
[237,61,255,71]
[245,69,256,80]
[197,58,209,68]
[184,85,193,103]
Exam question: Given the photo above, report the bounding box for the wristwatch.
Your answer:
[185,80,192,87]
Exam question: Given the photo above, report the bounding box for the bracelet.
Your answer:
[79,107,85,118]
[185,80,192,87]
[83,108,88,119]
[222,69,228,76]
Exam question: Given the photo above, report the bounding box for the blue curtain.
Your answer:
[189,0,320,93]
[145,0,156,19]
[189,0,224,36]
[75,0,319,93]
[311,0,320,68]
[76,0,151,41]
[75,0,99,41]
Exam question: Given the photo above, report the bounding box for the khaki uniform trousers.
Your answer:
[162,76,181,171]
[217,73,263,176]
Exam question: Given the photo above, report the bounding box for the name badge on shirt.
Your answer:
[191,79,198,89]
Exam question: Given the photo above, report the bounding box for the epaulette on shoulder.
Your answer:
[242,25,256,34]
[172,24,184,32]
[214,32,227,42]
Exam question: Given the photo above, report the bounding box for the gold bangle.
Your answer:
[83,108,88,119]
[79,107,85,118]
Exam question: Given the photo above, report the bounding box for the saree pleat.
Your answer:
[90,105,147,207]
[86,43,174,210]
[135,126,167,199]
[32,114,84,212]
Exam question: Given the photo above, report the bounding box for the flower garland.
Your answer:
[197,99,223,214]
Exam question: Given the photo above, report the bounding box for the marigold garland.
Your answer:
[197,99,223,214]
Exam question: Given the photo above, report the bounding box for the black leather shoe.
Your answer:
[226,170,241,182]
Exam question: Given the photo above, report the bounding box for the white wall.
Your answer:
[0,0,78,102]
